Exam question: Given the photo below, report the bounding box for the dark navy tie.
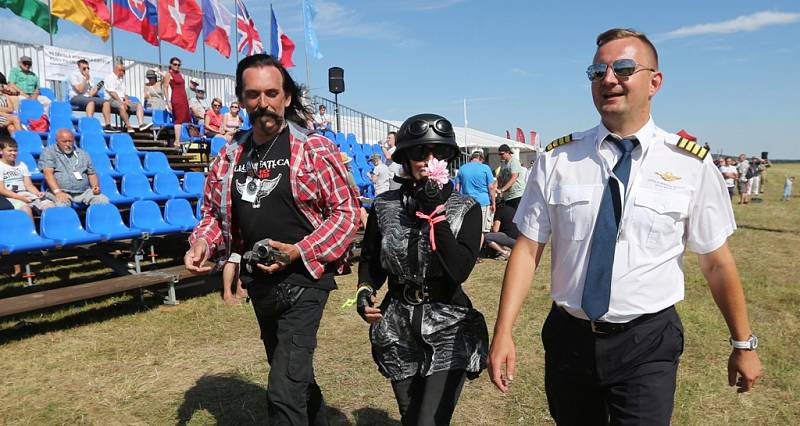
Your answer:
[581,136,637,321]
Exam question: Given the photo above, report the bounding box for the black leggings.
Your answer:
[391,369,466,426]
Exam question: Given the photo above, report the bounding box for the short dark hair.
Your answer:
[77,59,88,66]
[0,139,18,149]
[498,143,511,153]
[235,54,312,126]
[169,56,180,65]
[596,28,659,68]
[388,131,397,137]
[0,72,6,85]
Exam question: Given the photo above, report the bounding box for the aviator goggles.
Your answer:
[586,58,655,82]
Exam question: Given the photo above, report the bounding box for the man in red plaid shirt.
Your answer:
[185,54,359,425]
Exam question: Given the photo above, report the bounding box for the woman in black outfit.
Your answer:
[355,113,488,425]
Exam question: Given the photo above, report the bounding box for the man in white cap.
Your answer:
[189,85,210,124]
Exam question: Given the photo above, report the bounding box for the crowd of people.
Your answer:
[714,153,791,204]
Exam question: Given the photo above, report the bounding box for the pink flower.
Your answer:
[426,158,450,186]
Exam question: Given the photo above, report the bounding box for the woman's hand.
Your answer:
[357,286,382,324]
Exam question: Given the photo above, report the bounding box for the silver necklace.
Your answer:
[250,126,284,176]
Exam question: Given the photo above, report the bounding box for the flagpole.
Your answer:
[48,0,53,46]
[269,3,274,57]
[109,0,116,61]
[463,98,469,153]
[301,0,311,88]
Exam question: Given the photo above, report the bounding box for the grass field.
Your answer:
[0,163,798,425]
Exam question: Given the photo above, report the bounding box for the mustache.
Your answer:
[249,108,283,126]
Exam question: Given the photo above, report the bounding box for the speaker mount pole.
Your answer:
[334,93,341,132]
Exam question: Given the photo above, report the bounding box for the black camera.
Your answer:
[242,239,291,273]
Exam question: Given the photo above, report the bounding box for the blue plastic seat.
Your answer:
[179,123,206,145]
[129,200,182,235]
[0,210,55,254]
[40,207,103,246]
[39,87,57,101]
[49,101,73,119]
[89,152,122,178]
[80,132,114,156]
[86,203,143,240]
[121,173,169,201]
[109,133,144,156]
[13,130,43,157]
[210,136,226,157]
[182,171,205,198]
[153,172,192,199]
[116,152,152,177]
[18,152,43,181]
[144,151,184,176]
[164,198,200,231]
[49,115,75,136]
[19,99,44,124]
[151,109,173,127]
[323,130,336,142]
[98,174,135,204]
[77,116,110,140]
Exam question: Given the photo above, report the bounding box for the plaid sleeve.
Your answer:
[295,139,360,279]
[189,154,225,257]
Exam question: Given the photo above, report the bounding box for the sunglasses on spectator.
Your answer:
[586,58,655,82]
[81,66,90,71]
[212,103,221,108]
[171,62,181,67]
[407,144,454,162]
[21,61,32,66]
[230,106,239,109]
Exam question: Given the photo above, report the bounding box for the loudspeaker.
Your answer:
[329,67,345,94]
[761,151,768,160]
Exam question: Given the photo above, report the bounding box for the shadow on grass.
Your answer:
[0,274,221,345]
[175,374,399,425]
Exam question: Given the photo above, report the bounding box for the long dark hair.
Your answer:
[235,54,313,126]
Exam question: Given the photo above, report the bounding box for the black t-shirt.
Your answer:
[494,205,519,239]
[232,128,335,292]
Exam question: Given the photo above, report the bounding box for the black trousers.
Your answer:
[391,369,466,426]
[542,304,683,426]
[505,197,522,210]
[252,286,330,426]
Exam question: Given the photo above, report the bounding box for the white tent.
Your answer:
[385,121,538,153]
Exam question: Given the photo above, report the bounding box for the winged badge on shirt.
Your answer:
[237,173,282,208]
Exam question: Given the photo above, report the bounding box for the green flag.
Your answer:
[0,0,58,34]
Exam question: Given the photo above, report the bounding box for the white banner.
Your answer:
[43,45,112,82]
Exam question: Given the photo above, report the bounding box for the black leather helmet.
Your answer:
[393,113,460,163]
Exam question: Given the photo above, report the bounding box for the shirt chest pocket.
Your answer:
[548,185,598,241]
[296,167,319,202]
[631,190,690,248]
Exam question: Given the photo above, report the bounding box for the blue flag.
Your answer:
[302,0,323,59]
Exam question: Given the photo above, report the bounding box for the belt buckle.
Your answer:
[590,321,608,335]
[402,286,426,305]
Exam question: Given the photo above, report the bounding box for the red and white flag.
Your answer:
[158,0,203,52]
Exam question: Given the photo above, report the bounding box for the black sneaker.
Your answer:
[103,125,119,133]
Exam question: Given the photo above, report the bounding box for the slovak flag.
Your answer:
[202,0,233,58]
[112,0,159,46]
[236,0,263,56]
[158,0,204,52]
[270,6,295,68]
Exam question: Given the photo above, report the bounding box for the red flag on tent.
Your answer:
[516,128,525,144]
[530,130,539,146]
[676,129,697,141]
[158,0,203,52]
[505,130,511,139]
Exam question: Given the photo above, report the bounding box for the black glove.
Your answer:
[356,285,375,323]
[413,178,447,214]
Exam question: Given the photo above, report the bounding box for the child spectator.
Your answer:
[0,140,54,217]
[782,176,795,201]
[222,253,248,305]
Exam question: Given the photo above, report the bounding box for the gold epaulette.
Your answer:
[545,134,573,152]
[676,137,708,160]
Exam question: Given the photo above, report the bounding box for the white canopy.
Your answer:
[385,121,538,153]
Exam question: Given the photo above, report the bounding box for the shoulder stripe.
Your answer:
[675,137,708,160]
[545,134,574,152]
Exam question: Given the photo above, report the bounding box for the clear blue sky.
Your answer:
[3,0,800,158]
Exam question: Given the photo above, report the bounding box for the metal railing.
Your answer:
[312,95,399,145]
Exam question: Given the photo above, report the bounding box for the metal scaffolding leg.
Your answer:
[23,264,34,287]
[163,275,179,306]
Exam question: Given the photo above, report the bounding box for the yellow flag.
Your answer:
[51,0,111,41]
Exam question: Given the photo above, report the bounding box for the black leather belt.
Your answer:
[556,304,673,335]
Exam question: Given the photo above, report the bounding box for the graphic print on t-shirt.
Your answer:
[235,172,283,208]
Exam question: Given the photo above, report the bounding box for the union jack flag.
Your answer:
[236,0,264,56]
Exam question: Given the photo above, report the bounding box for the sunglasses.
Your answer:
[212,104,221,108]
[586,58,655,82]
[171,63,181,67]
[406,144,454,162]
[21,62,32,66]
[81,66,90,71]
[230,106,239,109]
[407,118,454,139]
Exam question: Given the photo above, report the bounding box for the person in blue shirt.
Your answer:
[455,149,496,232]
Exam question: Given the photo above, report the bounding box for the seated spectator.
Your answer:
[143,69,168,111]
[69,59,113,129]
[0,78,24,136]
[220,102,243,141]
[188,85,210,124]
[8,55,51,112]
[40,128,109,206]
[204,97,224,138]
[104,62,150,133]
[0,139,54,217]
[484,204,519,260]
[312,104,331,131]
[0,71,21,112]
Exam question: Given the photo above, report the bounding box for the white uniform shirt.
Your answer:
[514,118,736,322]
[103,72,126,100]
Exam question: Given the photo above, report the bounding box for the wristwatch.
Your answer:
[730,335,758,350]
